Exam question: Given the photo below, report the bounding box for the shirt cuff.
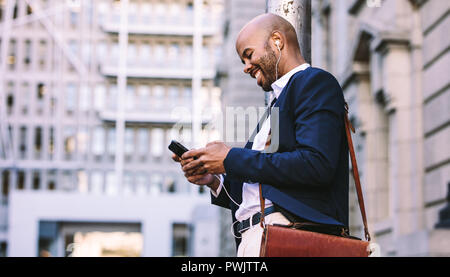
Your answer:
[210,174,224,198]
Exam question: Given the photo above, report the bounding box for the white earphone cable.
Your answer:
[275,43,281,81]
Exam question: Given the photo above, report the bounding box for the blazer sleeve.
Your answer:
[223,70,345,189]
[210,174,232,210]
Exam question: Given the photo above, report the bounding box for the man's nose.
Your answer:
[243,62,252,74]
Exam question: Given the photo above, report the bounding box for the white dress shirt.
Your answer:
[212,63,311,222]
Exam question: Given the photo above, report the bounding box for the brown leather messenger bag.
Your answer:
[259,103,372,257]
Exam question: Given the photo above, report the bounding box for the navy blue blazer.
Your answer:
[211,67,349,247]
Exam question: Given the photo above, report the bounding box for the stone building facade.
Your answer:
[311,0,450,256]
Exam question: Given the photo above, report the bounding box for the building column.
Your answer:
[375,40,424,239]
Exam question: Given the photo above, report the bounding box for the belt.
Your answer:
[237,206,278,234]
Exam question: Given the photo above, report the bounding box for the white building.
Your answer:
[0,0,224,257]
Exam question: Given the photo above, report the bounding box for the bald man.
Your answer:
[174,13,349,257]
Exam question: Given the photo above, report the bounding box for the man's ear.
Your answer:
[271,31,284,50]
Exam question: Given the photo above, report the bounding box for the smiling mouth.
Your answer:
[251,68,263,86]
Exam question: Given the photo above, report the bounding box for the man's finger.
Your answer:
[182,148,204,160]
[172,154,181,162]
[185,167,207,177]
[180,157,193,167]
[182,158,203,172]
[206,141,222,147]
[187,174,207,184]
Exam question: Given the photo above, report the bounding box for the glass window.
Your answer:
[63,126,76,159]
[184,45,192,67]
[79,84,90,112]
[77,127,89,155]
[140,43,151,66]
[128,2,138,23]
[156,2,165,22]
[96,41,107,64]
[108,84,117,110]
[138,85,150,111]
[154,43,165,65]
[164,175,176,193]
[168,43,179,64]
[94,84,105,110]
[152,85,164,109]
[135,173,148,196]
[38,40,47,70]
[202,46,210,68]
[149,173,162,195]
[19,126,27,159]
[181,126,192,144]
[124,128,134,155]
[168,86,179,108]
[65,83,77,115]
[17,171,25,190]
[78,170,88,193]
[6,82,14,115]
[61,171,74,191]
[111,42,119,65]
[82,43,91,66]
[34,127,42,159]
[172,223,190,257]
[123,172,134,196]
[48,127,55,159]
[137,128,149,155]
[8,39,16,70]
[24,40,32,68]
[96,1,109,26]
[92,126,105,156]
[141,3,152,24]
[184,87,192,107]
[125,85,135,111]
[90,171,103,194]
[107,127,116,156]
[69,10,79,27]
[127,42,137,65]
[32,171,40,190]
[21,82,30,115]
[69,39,79,56]
[105,171,118,195]
[37,83,46,100]
[47,170,57,190]
[151,128,164,158]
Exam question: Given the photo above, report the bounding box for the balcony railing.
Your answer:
[101,21,218,36]
[98,109,212,125]
[100,65,216,80]
[101,10,219,36]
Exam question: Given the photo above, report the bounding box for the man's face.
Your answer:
[237,32,278,92]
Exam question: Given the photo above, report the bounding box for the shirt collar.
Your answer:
[270,63,310,100]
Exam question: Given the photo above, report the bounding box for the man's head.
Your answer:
[236,13,305,92]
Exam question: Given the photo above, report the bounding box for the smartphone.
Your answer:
[168,140,190,158]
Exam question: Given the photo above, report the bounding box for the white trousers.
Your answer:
[237,212,290,257]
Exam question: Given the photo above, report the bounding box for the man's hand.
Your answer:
[181,141,231,175]
[171,153,220,193]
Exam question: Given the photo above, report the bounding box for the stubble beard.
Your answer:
[258,46,278,92]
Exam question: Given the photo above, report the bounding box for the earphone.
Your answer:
[275,40,281,80]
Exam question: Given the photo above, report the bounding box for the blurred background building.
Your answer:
[0,0,224,257]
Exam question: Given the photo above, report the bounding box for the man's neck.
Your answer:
[279,56,307,77]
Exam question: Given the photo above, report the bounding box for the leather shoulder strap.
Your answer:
[344,103,371,241]
[259,103,371,241]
